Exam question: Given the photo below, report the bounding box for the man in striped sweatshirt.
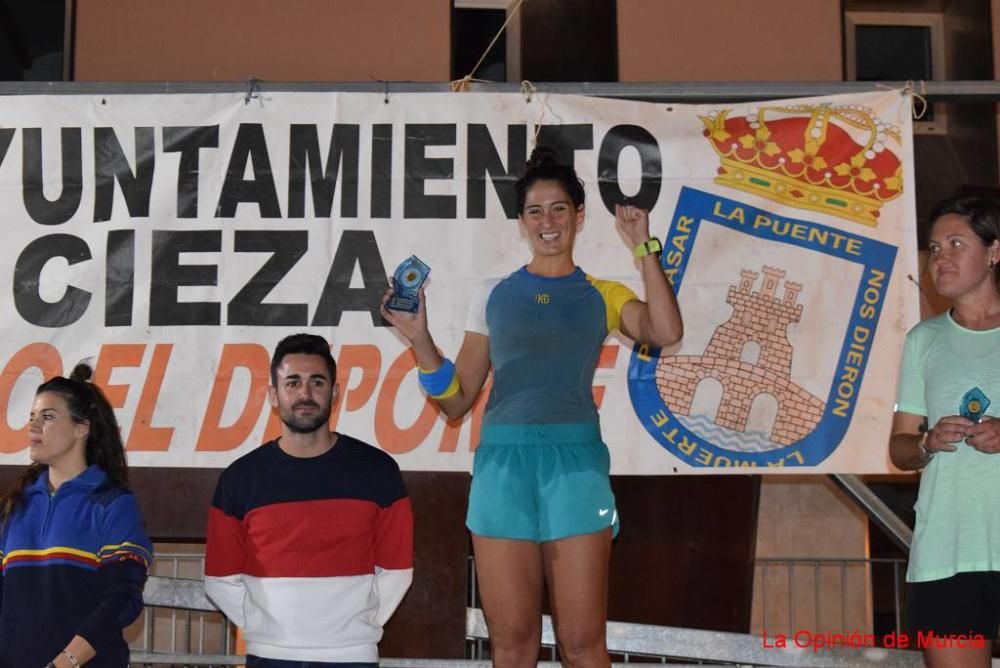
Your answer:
[204,333,413,667]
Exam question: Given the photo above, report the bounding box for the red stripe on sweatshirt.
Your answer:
[209,498,412,578]
[205,506,247,576]
[375,497,413,570]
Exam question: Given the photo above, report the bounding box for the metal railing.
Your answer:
[135,550,923,666]
[464,608,924,667]
[467,548,920,665]
[130,552,237,667]
[754,557,907,640]
[830,475,913,553]
[2,80,1000,102]
[134,580,927,668]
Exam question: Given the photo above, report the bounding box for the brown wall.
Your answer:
[993,0,1000,177]
[995,0,1000,81]
[520,0,617,81]
[751,478,871,636]
[608,476,759,632]
[73,0,451,82]
[617,0,843,81]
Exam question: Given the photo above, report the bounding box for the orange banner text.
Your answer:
[0,342,621,457]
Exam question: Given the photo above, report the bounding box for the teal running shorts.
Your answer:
[466,422,620,542]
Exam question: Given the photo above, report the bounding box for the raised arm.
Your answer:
[614,205,684,347]
[381,288,491,419]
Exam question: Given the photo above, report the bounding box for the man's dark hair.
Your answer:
[270,333,337,385]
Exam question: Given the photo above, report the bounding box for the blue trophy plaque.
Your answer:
[960,387,991,423]
[386,255,430,313]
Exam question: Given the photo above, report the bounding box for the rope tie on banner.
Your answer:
[875,81,926,124]
[519,79,536,102]
[244,77,262,105]
[450,0,527,92]
[521,80,557,145]
[897,80,929,120]
[450,77,492,93]
[911,80,929,120]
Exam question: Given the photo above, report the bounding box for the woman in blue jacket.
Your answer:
[0,364,153,668]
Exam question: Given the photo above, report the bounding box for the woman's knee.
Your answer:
[554,623,607,664]
[488,617,542,650]
[489,623,542,668]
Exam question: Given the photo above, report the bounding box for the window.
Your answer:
[452,0,617,83]
[452,0,521,82]
[844,12,945,133]
[854,25,933,82]
[0,0,67,81]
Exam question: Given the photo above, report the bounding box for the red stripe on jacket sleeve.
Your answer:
[375,497,413,570]
[205,507,247,576]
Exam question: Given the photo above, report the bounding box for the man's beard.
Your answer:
[280,401,331,434]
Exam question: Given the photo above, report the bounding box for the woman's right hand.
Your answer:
[924,415,973,454]
[380,286,431,346]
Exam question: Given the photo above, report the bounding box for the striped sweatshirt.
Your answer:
[204,435,413,663]
[0,465,153,668]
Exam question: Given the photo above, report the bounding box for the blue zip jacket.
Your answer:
[0,465,152,668]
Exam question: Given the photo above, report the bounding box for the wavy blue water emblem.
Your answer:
[628,187,898,467]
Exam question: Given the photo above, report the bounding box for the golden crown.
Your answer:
[700,103,904,227]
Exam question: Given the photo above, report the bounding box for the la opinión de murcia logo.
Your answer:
[762,629,988,652]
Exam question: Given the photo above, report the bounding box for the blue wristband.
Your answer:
[418,358,456,396]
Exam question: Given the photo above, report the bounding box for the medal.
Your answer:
[960,387,991,423]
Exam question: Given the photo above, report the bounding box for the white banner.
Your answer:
[0,90,917,472]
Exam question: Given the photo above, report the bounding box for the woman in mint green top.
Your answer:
[891,196,1000,666]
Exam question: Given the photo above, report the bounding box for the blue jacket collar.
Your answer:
[27,464,109,495]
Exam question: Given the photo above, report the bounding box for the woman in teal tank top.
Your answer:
[890,196,1000,667]
[382,147,683,667]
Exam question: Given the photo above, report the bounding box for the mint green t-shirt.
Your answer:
[896,311,1000,582]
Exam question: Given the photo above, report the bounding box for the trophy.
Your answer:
[960,387,991,423]
[386,255,430,313]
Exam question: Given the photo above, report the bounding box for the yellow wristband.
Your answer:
[430,374,460,400]
[633,238,662,259]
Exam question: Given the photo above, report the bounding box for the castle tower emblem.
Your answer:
[656,266,824,446]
